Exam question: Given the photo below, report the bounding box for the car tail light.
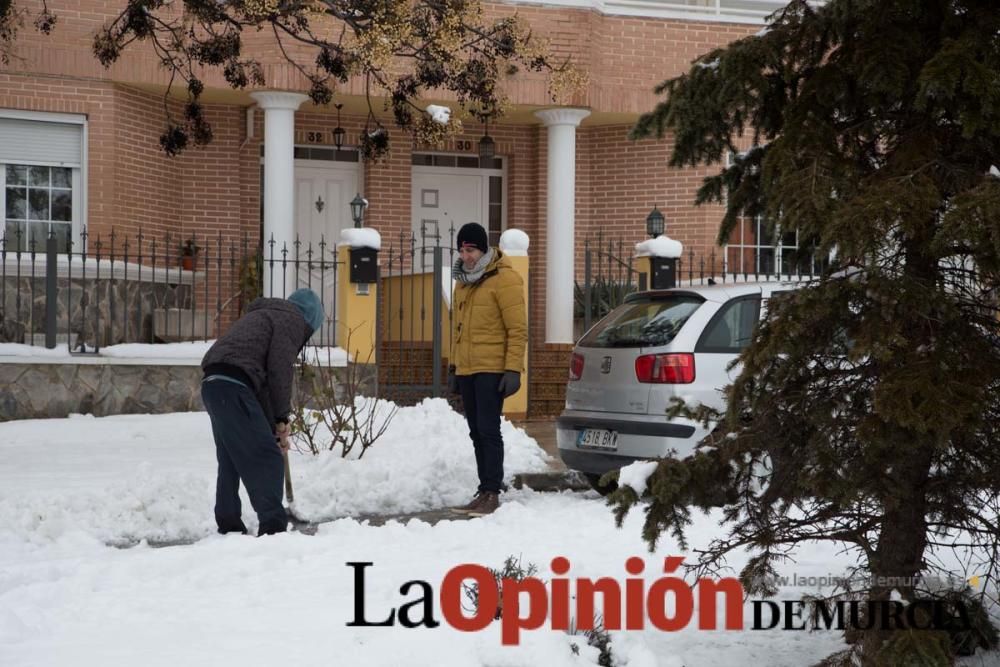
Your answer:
[569,353,585,381]
[634,353,695,384]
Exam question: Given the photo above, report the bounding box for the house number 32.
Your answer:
[306,131,326,143]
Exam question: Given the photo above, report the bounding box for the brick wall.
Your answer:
[582,124,725,260]
[2,0,762,361]
[110,86,181,240]
[0,74,116,239]
[0,78,731,341]
[7,1,757,112]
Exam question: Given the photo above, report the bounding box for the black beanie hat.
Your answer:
[456,222,489,253]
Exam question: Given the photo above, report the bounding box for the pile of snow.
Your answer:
[2,401,995,666]
[3,403,996,666]
[100,341,214,359]
[339,227,381,250]
[635,235,683,259]
[0,343,71,358]
[0,398,857,667]
[0,399,549,545]
[426,104,451,125]
[0,341,213,362]
[0,488,853,667]
[300,345,350,367]
[289,397,549,521]
[0,341,353,368]
[499,229,530,256]
[617,461,659,496]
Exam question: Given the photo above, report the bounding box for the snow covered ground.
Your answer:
[0,400,996,666]
[0,342,350,367]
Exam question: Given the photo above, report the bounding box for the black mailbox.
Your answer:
[650,257,677,289]
[349,247,378,284]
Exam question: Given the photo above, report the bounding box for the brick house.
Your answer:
[0,0,795,414]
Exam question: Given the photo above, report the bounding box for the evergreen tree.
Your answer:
[0,0,580,158]
[615,1,1000,663]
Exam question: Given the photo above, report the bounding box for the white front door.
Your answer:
[411,162,505,272]
[294,160,360,345]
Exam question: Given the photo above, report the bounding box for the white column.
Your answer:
[534,108,590,344]
[250,90,309,297]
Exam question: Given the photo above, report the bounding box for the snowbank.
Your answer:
[0,399,549,545]
[0,401,993,667]
[0,341,211,365]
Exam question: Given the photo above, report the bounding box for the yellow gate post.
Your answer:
[336,229,380,364]
[499,230,530,419]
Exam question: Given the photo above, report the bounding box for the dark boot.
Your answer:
[468,492,499,517]
[216,517,248,535]
[452,492,485,514]
[257,513,288,536]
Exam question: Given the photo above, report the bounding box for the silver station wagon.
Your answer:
[557,282,799,493]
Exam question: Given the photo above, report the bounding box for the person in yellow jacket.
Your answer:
[448,222,527,517]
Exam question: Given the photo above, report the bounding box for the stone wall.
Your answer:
[0,275,195,347]
[0,362,203,420]
[0,360,377,421]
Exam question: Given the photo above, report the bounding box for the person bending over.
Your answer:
[200,288,323,535]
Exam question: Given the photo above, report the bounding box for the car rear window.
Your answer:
[578,295,704,348]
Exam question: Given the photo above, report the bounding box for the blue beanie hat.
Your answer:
[287,288,324,332]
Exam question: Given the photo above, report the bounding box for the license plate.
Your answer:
[577,428,618,451]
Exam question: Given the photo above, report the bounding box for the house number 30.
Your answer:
[455,140,473,151]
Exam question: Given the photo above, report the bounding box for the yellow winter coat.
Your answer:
[451,249,527,376]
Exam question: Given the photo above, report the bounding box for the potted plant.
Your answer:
[180,237,200,270]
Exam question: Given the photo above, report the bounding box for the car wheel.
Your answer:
[584,472,618,496]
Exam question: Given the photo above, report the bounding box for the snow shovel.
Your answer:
[283,449,295,504]
[282,449,310,528]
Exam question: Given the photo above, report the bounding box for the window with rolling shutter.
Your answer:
[0,112,85,253]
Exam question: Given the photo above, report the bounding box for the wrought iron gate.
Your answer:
[377,225,456,405]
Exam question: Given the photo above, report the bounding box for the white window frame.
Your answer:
[724,214,799,275]
[721,149,799,275]
[0,109,87,253]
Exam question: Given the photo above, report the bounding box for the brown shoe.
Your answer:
[452,492,485,514]
[468,492,499,517]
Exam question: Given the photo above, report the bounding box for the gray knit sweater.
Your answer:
[201,298,311,425]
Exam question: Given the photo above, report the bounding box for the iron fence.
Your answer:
[575,236,833,336]
[575,235,642,335]
[0,227,343,352]
[377,224,457,405]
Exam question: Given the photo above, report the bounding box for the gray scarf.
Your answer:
[453,248,496,285]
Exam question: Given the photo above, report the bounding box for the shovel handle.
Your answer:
[283,450,294,504]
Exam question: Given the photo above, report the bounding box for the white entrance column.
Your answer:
[534,108,590,343]
[250,90,309,297]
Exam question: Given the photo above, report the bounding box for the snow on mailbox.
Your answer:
[340,228,381,284]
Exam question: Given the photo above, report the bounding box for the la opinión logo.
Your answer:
[346,557,973,645]
[348,556,742,644]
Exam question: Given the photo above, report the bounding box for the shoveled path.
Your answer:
[110,469,592,548]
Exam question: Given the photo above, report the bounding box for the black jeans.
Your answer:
[457,373,505,493]
[201,378,287,535]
